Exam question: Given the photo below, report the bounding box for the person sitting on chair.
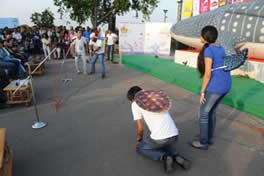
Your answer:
[127,86,191,173]
[0,40,25,78]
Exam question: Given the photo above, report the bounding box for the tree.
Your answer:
[54,0,159,29]
[30,9,55,27]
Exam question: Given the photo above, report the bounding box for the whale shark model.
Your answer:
[171,0,264,59]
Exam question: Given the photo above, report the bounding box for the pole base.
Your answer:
[32,121,48,129]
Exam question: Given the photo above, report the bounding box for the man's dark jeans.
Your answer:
[137,136,178,161]
[107,45,115,61]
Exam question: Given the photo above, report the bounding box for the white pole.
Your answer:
[119,41,122,65]
[26,63,48,129]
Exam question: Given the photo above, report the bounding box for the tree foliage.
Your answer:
[54,0,159,28]
[30,9,55,27]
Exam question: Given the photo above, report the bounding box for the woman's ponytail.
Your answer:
[197,43,209,78]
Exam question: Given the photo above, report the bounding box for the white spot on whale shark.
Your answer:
[259,36,264,42]
[246,32,251,37]
[254,6,260,10]
[233,22,238,27]
[241,6,247,10]
[261,28,264,34]
[247,24,252,29]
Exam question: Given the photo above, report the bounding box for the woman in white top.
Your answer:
[41,33,51,60]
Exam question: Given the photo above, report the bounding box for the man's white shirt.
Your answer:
[12,32,22,42]
[89,39,104,54]
[74,37,86,55]
[131,102,179,140]
[106,33,117,45]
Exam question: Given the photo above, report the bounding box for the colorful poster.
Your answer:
[200,0,210,14]
[119,23,145,54]
[210,0,219,10]
[219,0,227,6]
[193,0,200,16]
[144,23,172,56]
[227,0,233,4]
[183,0,193,19]
[232,0,244,3]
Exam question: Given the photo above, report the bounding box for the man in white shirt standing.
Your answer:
[106,30,117,63]
[73,28,88,75]
[89,34,105,79]
[127,86,191,173]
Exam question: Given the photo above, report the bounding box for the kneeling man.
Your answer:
[127,86,191,173]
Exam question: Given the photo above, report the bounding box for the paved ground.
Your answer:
[0,59,263,176]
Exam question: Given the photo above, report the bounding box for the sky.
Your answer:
[1,0,178,28]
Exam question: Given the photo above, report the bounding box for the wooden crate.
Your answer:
[28,62,45,76]
[3,80,32,107]
[0,129,13,176]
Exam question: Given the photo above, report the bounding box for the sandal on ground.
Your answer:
[194,135,214,145]
[188,141,208,150]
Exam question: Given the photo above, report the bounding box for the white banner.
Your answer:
[144,23,172,56]
[119,23,145,54]
[193,0,200,16]
[119,23,172,56]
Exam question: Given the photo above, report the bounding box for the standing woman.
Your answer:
[50,32,57,59]
[41,33,51,60]
[189,26,231,150]
[63,32,71,58]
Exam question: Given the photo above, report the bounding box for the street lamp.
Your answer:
[175,0,183,50]
[177,0,183,22]
[135,10,139,18]
[163,9,168,22]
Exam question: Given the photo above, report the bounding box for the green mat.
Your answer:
[122,55,264,120]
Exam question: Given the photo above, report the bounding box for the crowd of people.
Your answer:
[71,27,118,78]
[0,25,118,108]
[0,25,118,75]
